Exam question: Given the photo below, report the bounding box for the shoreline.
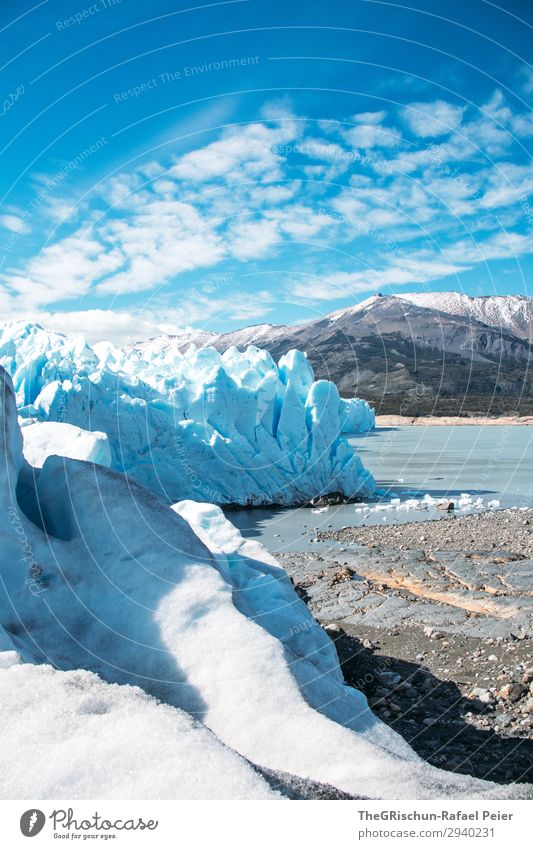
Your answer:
[375,414,533,426]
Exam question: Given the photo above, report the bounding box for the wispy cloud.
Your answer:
[1,89,532,329]
[291,257,467,301]
[0,214,31,235]
[35,290,275,344]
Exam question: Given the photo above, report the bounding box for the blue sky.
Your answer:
[0,0,532,342]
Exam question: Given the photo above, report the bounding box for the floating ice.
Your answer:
[353,492,505,520]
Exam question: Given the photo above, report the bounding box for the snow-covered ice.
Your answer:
[0,321,375,506]
[20,420,111,469]
[0,366,529,800]
[0,648,278,799]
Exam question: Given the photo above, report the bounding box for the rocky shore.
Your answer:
[318,507,533,559]
[277,508,533,785]
[376,414,533,426]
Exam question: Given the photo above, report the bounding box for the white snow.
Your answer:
[0,658,278,799]
[21,421,111,468]
[0,365,529,800]
[327,294,383,322]
[397,292,532,340]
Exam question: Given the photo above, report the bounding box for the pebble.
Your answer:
[317,507,533,559]
[469,688,495,704]
[423,626,445,640]
[324,623,342,635]
[498,683,527,702]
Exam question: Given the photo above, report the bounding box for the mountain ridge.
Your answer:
[133,292,533,416]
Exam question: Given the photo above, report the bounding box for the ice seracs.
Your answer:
[0,321,375,505]
[0,366,530,799]
[339,397,375,433]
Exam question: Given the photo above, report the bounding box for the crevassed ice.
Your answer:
[0,321,375,505]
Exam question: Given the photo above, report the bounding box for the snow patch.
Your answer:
[0,662,277,799]
[21,421,112,469]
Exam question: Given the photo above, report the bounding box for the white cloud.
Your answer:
[478,162,533,210]
[170,118,297,184]
[353,111,387,125]
[35,309,184,346]
[343,122,402,150]
[5,228,125,309]
[0,214,30,235]
[96,201,226,295]
[290,257,467,301]
[402,100,465,138]
[2,91,531,326]
[522,67,533,95]
[227,217,280,261]
[33,291,275,345]
[447,231,533,264]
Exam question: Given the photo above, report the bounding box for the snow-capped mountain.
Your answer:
[397,292,532,342]
[133,293,532,415]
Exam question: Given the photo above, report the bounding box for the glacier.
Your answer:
[0,321,375,506]
[339,396,375,433]
[0,365,530,800]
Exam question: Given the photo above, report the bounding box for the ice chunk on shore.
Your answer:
[353,492,505,519]
[0,321,375,506]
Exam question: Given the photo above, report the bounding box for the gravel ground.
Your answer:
[276,508,533,786]
[327,625,533,785]
[316,508,533,557]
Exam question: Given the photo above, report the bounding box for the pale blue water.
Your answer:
[229,426,533,552]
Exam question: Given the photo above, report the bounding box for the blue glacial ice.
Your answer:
[0,321,375,505]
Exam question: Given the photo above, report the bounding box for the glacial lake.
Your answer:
[229,425,533,552]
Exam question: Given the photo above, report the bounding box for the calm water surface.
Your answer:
[229,426,533,552]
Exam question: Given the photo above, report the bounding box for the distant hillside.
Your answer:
[133,293,533,416]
